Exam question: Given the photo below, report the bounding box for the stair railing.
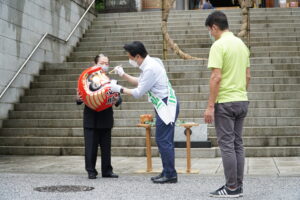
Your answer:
[0,0,96,100]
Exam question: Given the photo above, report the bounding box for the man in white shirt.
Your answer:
[110,41,180,184]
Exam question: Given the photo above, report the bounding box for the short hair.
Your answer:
[205,11,229,31]
[94,54,108,64]
[123,41,148,58]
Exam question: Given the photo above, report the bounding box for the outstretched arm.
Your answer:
[114,66,138,86]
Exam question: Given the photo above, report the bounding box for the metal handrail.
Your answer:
[0,0,96,100]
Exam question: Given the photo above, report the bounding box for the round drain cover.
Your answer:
[34,185,94,192]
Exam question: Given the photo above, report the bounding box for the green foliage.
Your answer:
[95,0,105,11]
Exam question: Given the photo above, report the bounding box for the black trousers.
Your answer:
[84,128,113,175]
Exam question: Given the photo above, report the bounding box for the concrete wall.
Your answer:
[0,0,96,127]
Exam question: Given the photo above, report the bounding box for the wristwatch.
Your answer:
[120,88,124,94]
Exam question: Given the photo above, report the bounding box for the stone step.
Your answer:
[25,82,300,94]
[70,47,300,57]
[29,81,300,94]
[0,146,159,156]
[61,58,300,67]
[94,13,242,20]
[86,25,300,35]
[69,51,300,60]
[208,126,300,137]
[219,147,300,157]
[70,60,298,69]
[86,24,300,35]
[85,27,238,34]
[88,23,242,30]
[1,135,299,147]
[18,97,300,109]
[83,30,299,39]
[76,41,300,52]
[100,15,300,23]
[94,14,233,21]
[0,145,299,157]
[1,7,300,159]
[0,136,150,147]
[36,70,300,82]
[88,23,300,33]
[8,108,300,119]
[209,136,300,147]
[68,53,300,62]
[44,62,300,71]
[79,35,300,45]
[78,35,300,45]
[29,77,300,89]
[75,42,300,52]
[76,50,300,60]
[95,10,240,19]
[71,47,210,55]
[91,18,242,26]
[22,91,300,102]
[86,26,236,34]
[95,8,300,22]
[3,117,300,128]
[1,126,299,137]
[92,16,300,26]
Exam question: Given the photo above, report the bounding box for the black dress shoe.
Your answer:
[152,176,177,184]
[151,173,163,181]
[102,173,119,178]
[88,173,97,179]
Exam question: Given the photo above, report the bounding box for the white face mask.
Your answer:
[98,64,109,72]
[129,59,139,68]
[208,31,215,43]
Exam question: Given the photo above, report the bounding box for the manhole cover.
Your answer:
[34,185,94,193]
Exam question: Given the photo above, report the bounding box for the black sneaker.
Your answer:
[209,185,241,198]
[238,186,243,197]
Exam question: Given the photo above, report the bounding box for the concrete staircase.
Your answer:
[0,8,300,157]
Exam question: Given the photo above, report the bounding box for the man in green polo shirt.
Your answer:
[203,11,251,198]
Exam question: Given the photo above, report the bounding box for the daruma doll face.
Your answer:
[78,66,120,111]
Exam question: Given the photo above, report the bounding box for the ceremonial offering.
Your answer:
[78,66,120,111]
[140,114,153,124]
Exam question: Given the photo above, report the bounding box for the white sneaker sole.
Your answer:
[209,194,240,198]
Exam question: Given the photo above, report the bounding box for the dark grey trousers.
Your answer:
[214,101,249,188]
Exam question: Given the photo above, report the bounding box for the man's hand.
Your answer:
[114,65,125,77]
[110,79,122,93]
[204,106,215,124]
[76,88,83,101]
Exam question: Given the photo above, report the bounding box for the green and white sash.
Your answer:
[147,80,177,125]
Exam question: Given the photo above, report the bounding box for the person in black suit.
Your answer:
[76,54,121,179]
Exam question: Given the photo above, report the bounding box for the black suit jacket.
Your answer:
[76,97,122,129]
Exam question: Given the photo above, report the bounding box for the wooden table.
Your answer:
[137,122,200,174]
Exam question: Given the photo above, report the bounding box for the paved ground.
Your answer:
[1,156,300,176]
[0,156,300,200]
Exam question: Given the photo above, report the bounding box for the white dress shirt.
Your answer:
[131,55,169,99]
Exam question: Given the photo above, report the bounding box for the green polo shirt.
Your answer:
[207,31,250,103]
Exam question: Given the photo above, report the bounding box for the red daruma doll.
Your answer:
[77,65,120,111]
